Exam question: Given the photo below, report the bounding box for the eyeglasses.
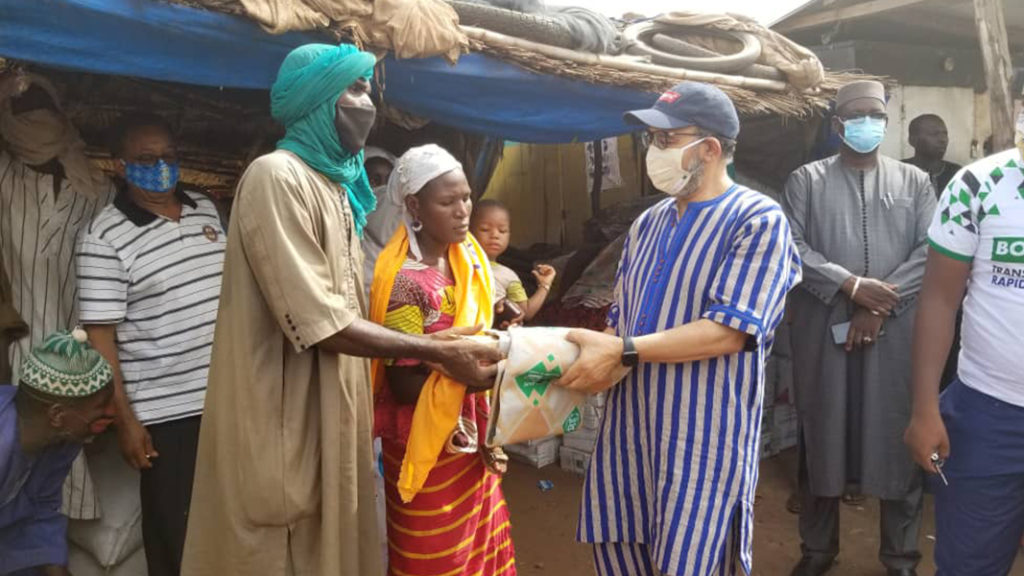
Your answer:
[839,112,889,122]
[641,130,704,150]
[128,153,178,166]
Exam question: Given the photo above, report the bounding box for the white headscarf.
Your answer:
[0,73,107,198]
[385,144,463,262]
[364,146,397,166]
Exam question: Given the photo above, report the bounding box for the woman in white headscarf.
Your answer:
[368,144,517,576]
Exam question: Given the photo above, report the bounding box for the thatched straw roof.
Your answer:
[2,1,879,199]
[164,0,874,119]
[470,39,868,119]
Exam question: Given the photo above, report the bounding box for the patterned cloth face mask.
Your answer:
[123,159,179,193]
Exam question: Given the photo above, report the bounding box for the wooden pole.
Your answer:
[973,0,1015,152]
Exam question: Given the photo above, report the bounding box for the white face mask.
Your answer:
[645,137,706,196]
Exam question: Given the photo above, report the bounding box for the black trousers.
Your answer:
[140,416,201,576]
[796,439,923,571]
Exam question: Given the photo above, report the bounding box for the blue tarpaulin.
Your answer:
[0,0,657,143]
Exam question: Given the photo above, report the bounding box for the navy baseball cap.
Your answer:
[625,81,740,140]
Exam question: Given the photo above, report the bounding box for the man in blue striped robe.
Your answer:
[557,82,802,576]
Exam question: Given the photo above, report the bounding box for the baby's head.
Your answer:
[470,199,511,261]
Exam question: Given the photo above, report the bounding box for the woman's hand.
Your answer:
[429,324,484,342]
[424,325,502,390]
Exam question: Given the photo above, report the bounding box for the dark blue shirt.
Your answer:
[0,386,80,574]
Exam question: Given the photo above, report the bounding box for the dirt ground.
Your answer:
[503,448,1024,575]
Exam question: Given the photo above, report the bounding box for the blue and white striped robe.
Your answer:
[577,186,802,576]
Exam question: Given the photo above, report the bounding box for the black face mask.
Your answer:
[334,94,376,155]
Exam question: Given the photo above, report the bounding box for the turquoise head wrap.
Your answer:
[271,44,377,235]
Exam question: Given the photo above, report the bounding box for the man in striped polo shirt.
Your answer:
[558,82,802,576]
[76,113,225,576]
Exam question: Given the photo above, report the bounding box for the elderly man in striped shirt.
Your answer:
[557,82,802,576]
[76,113,226,576]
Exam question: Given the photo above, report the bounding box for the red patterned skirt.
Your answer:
[382,441,517,576]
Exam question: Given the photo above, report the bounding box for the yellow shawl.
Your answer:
[370,225,494,502]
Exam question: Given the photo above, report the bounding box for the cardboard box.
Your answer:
[560,445,592,476]
[505,436,561,468]
[759,432,776,460]
[562,427,600,452]
[582,405,603,430]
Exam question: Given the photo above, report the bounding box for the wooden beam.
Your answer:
[927,6,1024,50]
[973,0,1015,151]
[775,0,931,33]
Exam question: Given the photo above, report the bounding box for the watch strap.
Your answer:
[621,336,639,367]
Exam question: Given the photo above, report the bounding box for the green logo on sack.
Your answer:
[563,407,581,433]
[993,237,1024,263]
[515,354,561,406]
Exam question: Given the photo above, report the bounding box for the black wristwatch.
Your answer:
[621,336,640,367]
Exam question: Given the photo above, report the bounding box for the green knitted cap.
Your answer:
[19,328,113,398]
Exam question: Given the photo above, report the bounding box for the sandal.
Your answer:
[481,446,509,476]
[841,492,866,506]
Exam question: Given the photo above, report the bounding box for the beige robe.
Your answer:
[182,150,383,576]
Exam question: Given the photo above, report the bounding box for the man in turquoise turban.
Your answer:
[271,43,378,235]
[183,44,501,576]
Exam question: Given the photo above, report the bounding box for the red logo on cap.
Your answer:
[658,91,681,103]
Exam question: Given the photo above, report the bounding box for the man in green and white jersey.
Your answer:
[906,144,1024,575]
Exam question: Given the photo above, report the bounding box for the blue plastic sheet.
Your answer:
[0,0,658,142]
[382,54,658,143]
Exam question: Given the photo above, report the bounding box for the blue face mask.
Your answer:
[123,159,179,193]
[840,116,887,154]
